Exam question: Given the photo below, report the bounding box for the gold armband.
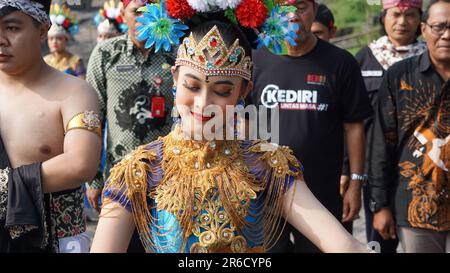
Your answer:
[65,111,101,137]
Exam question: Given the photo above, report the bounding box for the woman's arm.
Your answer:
[91,202,135,253]
[283,179,369,253]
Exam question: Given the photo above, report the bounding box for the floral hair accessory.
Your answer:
[48,3,79,37]
[94,0,128,34]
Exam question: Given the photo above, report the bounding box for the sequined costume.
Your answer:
[103,124,302,253]
[44,52,86,77]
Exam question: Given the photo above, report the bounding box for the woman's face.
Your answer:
[48,34,67,53]
[97,32,119,43]
[173,65,252,140]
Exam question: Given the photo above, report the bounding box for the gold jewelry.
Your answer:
[176,26,253,81]
[65,111,102,137]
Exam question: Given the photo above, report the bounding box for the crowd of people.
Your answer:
[0,0,448,253]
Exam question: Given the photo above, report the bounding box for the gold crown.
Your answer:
[175,26,253,81]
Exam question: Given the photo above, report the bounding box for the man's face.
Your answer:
[421,2,450,64]
[384,7,421,46]
[121,0,150,47]
[48,34,67,53]
[0,11,44,74]
[287,0,318,43]
[311,22,335,42]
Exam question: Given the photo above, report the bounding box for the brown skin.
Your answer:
[311,21,336,42]
[373,2,450,240]
[286,0,365,223]
[383,7,421,47]
[421,1,450,81]
[285,0,318,57]
[48,34,68,54]
[87,188,102,211]
[0,11,101,193]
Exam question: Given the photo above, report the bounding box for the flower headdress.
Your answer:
[48,3,79,37]
[136,0,298,80]
[94,0,128,34]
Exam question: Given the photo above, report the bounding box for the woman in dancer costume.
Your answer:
[91,0,370,253]
[44,3,86,78]
[93,0,128,43]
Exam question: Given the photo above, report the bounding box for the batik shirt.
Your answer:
[86,34,175,189]
[369,51,450,231]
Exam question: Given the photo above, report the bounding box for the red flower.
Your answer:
[102,9,107,19]
[166,0,195,20]
[236,0,268,28]
[63,18,71,28]
[117,15,123,24]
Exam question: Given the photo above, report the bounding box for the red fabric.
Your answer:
[382,0,423,10]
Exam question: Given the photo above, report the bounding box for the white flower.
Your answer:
[55,14,66,25]
[106,8,121,19]
[214,0,242,9]
[106,9,115,19]
[187,0,210,12]
[49,14,56,24]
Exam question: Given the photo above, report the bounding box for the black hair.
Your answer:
[108,18,123,34]
[0,6,41,27]
[0,1,50,27]
[378,8,422,38]
[32,0,51,15]
[422,0,450,22]
[314,4,335,30]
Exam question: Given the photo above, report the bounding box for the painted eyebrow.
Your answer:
[213,80,234,86]
[184,73,202,81]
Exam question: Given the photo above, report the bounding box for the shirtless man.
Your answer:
[0,0,101,252]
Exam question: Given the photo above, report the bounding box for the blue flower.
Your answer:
[119,23,128,33]
[69,24,79,36]
[135,1,188,53]
[256,6,299,55]
[93,13,103,26]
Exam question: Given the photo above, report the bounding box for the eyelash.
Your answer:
[183,83,200,92]
[6,26,19,31]
[182,83,232,97]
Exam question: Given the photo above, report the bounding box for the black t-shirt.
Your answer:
[341,46,385,176]
[249,39,373,214]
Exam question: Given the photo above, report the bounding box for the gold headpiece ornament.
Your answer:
[175,26,253,81]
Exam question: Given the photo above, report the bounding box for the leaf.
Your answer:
[224,8,238,25]
[264,0,274,12]
[279,6,297,14]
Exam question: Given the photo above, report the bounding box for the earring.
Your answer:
[236,98,246,109]
[171,86,180,123]
[235,98,245,139]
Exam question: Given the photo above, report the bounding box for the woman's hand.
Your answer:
[283,180,369,253]
[91,201,135,253]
